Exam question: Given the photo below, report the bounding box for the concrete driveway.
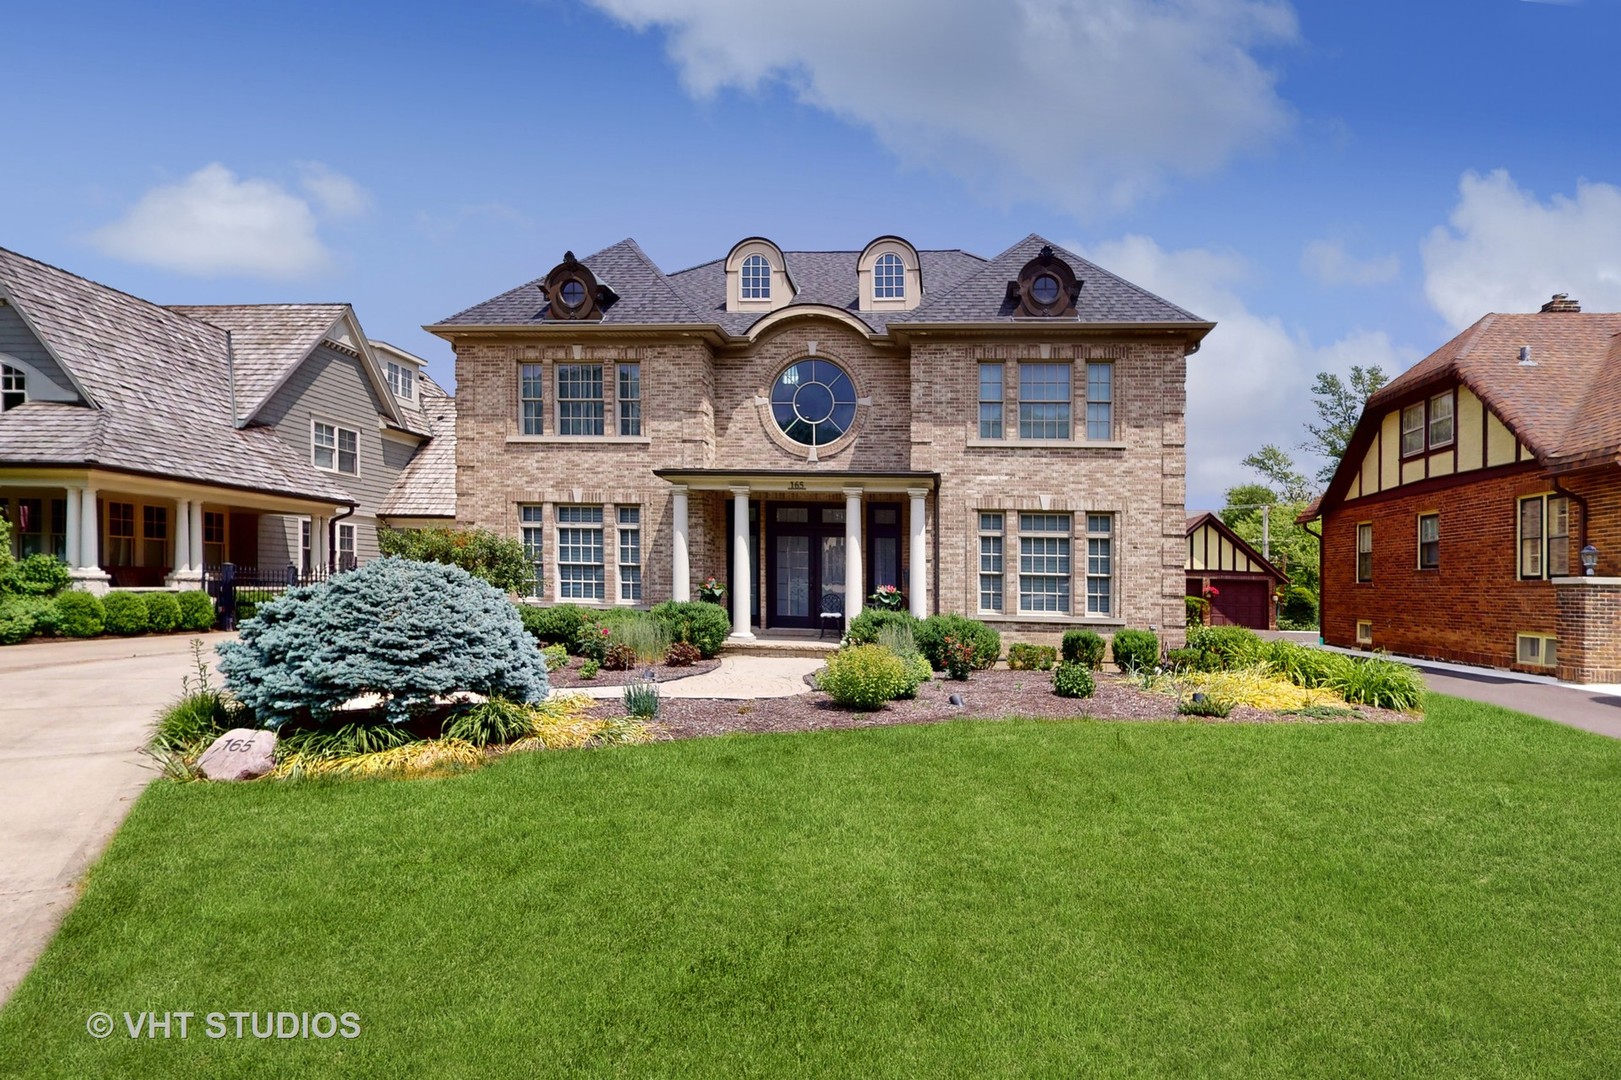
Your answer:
[0,632,232,1006]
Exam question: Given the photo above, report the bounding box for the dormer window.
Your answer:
[1,364,24,411]
[384,359,415,402]
[857,236,921,311]
[741,254,771,299]
[1031,274,1060,306]
[1008,245,1081,317]
[874,253,905,299]
[542,251,615,321]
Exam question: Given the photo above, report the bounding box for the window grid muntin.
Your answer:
[618,506,642,602]
[770,359,858,446]
[1,363,25,411]
[520,505,545,598]
[337,428,357,474]
[385,360,414,401]
[741,254,771,299]
[978,363,1004,439]
[313,422,336,470]
[1085,362,1113,441]
[873,252,905,299]
[557,364,605,436]
[1400,404,1425,457]
[520,363,545,435]
[1549,496,1570,576]
[336,522,357,570]
[618,363,641,437]
[1019,512,1071,613]
[978,512,1004,613]
[1086,513,1113,615]
[1018,362,1071,440]
[556,505,604,600]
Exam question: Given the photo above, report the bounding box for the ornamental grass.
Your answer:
[1174,665,1344,712]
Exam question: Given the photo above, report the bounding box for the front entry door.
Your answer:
[767,505,847,629]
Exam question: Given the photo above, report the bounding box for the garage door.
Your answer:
[1208,580,1270,629]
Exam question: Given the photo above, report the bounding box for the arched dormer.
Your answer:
[856,236,922,312]
[725,237,795,314]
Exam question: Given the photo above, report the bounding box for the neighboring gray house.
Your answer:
[0,246,450,591]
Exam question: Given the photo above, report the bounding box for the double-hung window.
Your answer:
[978,364,1004,439]
[1417,513,1439,569]
[1519,494,1570,579]
[1085,514,1113,615]
[557,364,604,436]
[874,252,905,299]
[978,512,1004,612]
[313,421,358,474]
[556,506,604,600]
[519,505,545,597]
[1400,404,1425,457]
[107,502,136,566]
[618,507,642,602]
[520,363,545,435]
[741,254,771,299]
[1018,362,1071,440]
[618,363,642,437]
[1019,513,1071,613]
[336,522,356,570]
[142,505,168,567]
[1428,393,1454,447]
[204,511,226,568]
[385,360,415,402]
[1356,523,1373,583]
[1085,362,1113,441]
[1401,391,1455,456]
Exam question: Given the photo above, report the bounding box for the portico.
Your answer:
[655,470,937,639]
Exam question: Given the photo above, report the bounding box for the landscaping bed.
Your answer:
[547,655,721,688]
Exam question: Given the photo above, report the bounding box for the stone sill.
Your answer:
[975,614,1127,627]
[505,436,653,446]
[964,439,1128,451]
[1551,576,1621,585]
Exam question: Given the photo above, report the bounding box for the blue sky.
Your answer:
[5,0,1619,506]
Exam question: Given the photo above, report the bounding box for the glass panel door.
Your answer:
[775,535,811,619]
[872,537,899,590]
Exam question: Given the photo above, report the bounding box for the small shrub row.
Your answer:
[819,644,914,709]
[1007,643,1057,671]
[1175,626,1424,711]
[1062,628,1106,669]
[1052,663,1096,699]
[0,588,215,643]
[1111,629,1160,673]
[518,600,731,661]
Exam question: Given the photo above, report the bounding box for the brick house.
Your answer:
[1305,295,1621,683]
[428,234,1211,646]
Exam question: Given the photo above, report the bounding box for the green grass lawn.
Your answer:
[3,695,1620,1079]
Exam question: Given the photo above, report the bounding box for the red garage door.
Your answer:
[1207,579,1271,629]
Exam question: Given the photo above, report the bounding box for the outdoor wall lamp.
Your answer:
[1580,544,1599,575]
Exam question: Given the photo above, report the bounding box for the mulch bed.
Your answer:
[548,656,722,689]
[588,668,1417,739]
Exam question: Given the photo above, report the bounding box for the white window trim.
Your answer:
[740,254,772,300]
[1356,620,1373,645]
[384,359,417,403]
[311,418,361,476]
[335,521,357,570]
[1427,391,1455,449]
[977,512,1004,614]
[617,505,642,604]
[1017,511,1073,616]
[1084,512,1114,617]
[554,505,606,604]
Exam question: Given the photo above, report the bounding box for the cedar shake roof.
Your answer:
[166,303,351,418]
[378,374,456,518]
[430,234,1210,336]
[0,247,357,504]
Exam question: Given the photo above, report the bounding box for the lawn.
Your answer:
[3,695,1619,1078]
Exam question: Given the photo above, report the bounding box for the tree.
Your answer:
[1303,365,1388,484]
[378,526,534,595]
[1238,446,1311,503]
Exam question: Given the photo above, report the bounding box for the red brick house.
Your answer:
[1305,295,1621,683]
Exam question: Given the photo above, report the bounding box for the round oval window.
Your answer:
[771,359,857,446]
[1031,273,1061,305]
[559,279,587,307]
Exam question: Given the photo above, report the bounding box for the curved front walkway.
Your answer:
[572,656,822,701]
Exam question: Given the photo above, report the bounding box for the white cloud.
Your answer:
[296,162,373,219]
[583,0,1298,214]
[1083,234,1416,503]
[1301,237,1399,286]
[91,162,369,279]
[1421,170,1621,329]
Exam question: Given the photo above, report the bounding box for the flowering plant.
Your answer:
[1202,584,1221,599]
[868,584,905,611]
[697,577,727,603]
[940,635,977,681]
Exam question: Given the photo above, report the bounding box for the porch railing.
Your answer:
[203,562,344,631]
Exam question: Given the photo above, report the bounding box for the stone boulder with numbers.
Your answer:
[197,728,277,781]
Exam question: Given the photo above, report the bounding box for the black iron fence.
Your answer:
[203,563,339,630]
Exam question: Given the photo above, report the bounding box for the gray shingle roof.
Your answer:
[430,234,1207,335]
[166,303,351,416]
[0,248,355,504]
[378,374,456,518]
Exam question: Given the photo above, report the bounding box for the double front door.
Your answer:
[764,503,902,630]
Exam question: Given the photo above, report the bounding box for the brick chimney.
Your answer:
[1541,293,1581,313]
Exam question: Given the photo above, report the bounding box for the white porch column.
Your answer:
[908,487,928,619]
[189,502,204,573]
[78,488,99,571]
[64,487,81,568]
[729,486,754,640]
[671,486,691,603]
[844,487,864,627]
[312,515,328,571]
[174,499,192,575]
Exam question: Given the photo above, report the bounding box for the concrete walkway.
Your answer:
[0,633,232,1006]
[572,655,822,701]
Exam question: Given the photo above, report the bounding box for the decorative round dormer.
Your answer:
[542,251,612,321]
[1007,245,1081,318]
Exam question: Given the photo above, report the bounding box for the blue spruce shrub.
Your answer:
[218,557,550,729]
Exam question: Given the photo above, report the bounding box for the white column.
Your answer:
[312,516,328,571]
[729,486,754,640]
[908,487,928,619]
[671,486,691,603]
[174,499,192,575]
[64,487,81,568]
[78,488,99,571]
[190,503,205,573]
[844,487,863,627]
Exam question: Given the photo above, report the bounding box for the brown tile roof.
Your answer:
[378,374,455,518]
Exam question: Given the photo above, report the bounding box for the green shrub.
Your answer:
[54,591,104,638]
[1061,628,1106,669]
[0,599,37,645]
[1178,694,1234,718]
[1265,640,1349,689]
[102,591,149,636]
[818,644,911,709]
[1007,643,1058,671]
[1164,647,1203,672]
[580,659,600,680]
[218,558,549,728]
[844,607,919,647]
[1052,663,1096,699]
[24,595,61,637]
[1111,629,1160,673]
[152,691,233,755]
[378,526,535,594]
[916,614,1000,672]
[143,592,183,633]
[603,642,637,671]
[520,604,590,650]
[612,612,672,666]
[665,641,702,667]
[650,600,731,658]
[1279,586,1318,629]
[1185,625,1266,670]
[5,554,71,596]
[443,697,535,746]
[541,644,569,672]
[176,590,216,631]
[1185,595,1210,627]
[276,721,420,761]
[876,623,930,698]
[234,589,275,622]
[622,678,661,719]
[1331,656,1424,711]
